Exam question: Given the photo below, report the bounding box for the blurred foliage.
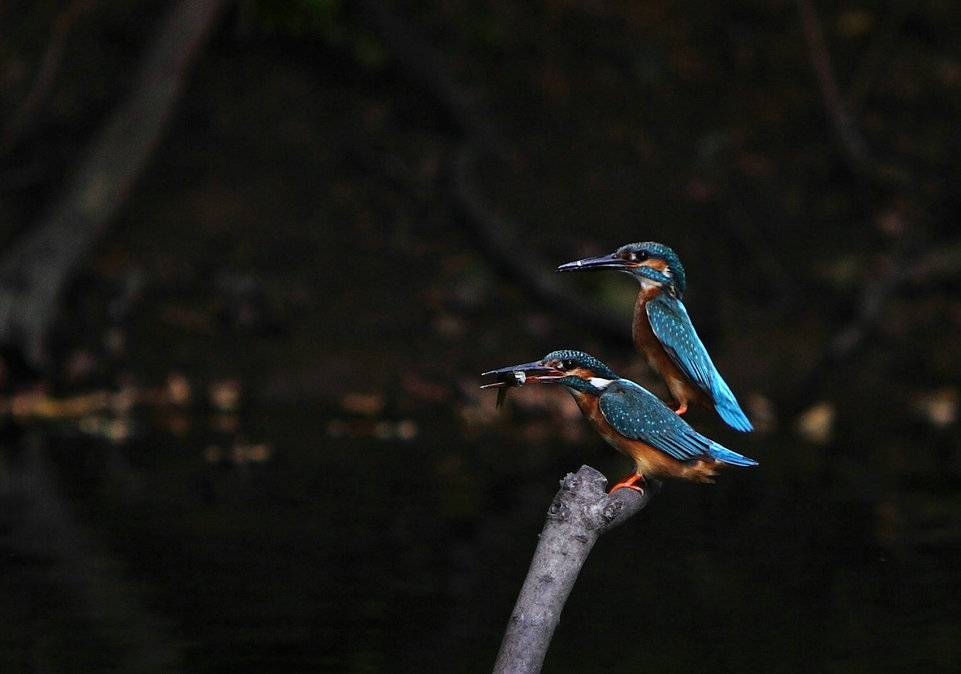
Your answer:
[247,0,387,67]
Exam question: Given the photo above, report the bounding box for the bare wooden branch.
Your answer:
[356,0,630,345]
[829,241,961,363]
[492,466,658,674]
[450,145,629,344]
[796,239,961,407]
[355,0,483,139]
[0,0,99,157]
[0,0,227,363]
[796,0,870,169]
[795,0,908,185]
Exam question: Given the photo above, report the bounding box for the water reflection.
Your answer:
[2,405,960,672]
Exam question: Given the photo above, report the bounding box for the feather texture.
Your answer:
[646,295,754,432]
[598,379,756,466]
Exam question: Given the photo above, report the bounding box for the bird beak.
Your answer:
[480,360,566,389]
[556,253,632,272]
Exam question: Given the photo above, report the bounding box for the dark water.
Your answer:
[2,406,959,673]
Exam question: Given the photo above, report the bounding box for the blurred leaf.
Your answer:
[254,0,387,67]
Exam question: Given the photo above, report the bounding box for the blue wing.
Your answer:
[646,295,753,432]
[598,380,758,466]
[598,380,713,462]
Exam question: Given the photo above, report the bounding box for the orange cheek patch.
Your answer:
[641,259,669,273]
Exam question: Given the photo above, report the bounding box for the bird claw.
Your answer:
[608,473,646,493]
[609,483,645,494]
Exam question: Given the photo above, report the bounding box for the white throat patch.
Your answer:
[589,377,614,390]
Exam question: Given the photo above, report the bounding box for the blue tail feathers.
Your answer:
[707,442,758,467]
[715,398,754,432]
[712,376,754,432]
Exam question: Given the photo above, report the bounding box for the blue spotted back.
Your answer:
[645,294,753,432]
[598,380,730,463]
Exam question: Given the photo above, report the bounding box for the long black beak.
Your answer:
[556,253,632,272]
[480,360,565,389]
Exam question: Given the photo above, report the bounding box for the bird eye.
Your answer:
[635,250,649,262]
[561,359,574,370]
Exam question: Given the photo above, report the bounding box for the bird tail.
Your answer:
[707,441,758,467]
[712,377,754,432]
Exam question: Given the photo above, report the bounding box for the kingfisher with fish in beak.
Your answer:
[482,350,758,492]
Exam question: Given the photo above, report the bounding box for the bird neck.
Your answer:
[637,282,662,302]
[565,387,601,420]
[561,377,607,396]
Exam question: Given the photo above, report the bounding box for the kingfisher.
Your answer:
[481,350,758,491]
[557,241,753,432]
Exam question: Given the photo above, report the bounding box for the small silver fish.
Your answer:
[494,370,526,409]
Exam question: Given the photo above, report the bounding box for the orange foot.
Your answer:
[671,400,689,416]
[609,472,645,493]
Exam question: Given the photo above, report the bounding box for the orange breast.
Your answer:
[569,388,720,483]
[631,293,711,411]
[624,440,721,483]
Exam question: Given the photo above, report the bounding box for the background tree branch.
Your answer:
[0,0,99,159]
[0,0,227,364]
[796,0,908,186]
[356,0,630,346]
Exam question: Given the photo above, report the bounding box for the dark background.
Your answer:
[1,1,960,671]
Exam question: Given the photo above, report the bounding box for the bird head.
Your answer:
[482,349,618,396]
[557,241,686,298]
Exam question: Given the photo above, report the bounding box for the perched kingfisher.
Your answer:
[557,241,753,432]
[482,350,758,491]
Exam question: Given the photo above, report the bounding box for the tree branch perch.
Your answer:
[492,465,658,674]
